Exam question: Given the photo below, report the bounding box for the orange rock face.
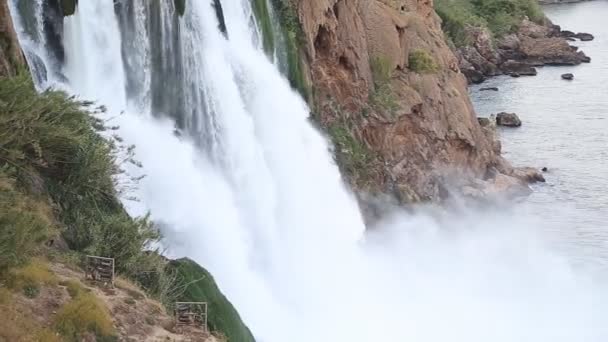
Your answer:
[295,0,518,202]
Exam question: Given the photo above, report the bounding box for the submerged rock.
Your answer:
[511,167,546,183]
[496,112,522,127]
[480,87,499,91]
[561,73,574,80]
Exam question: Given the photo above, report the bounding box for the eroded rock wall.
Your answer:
[0,0,25,76]
[296,0,519,203]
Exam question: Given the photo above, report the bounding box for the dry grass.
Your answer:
[7,259,58,298]
[54,292,116,341]
[59,279,87,299]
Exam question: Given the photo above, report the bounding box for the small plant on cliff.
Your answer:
[369,56,399,117]
[408,50,438,73]
[327,118,373,187]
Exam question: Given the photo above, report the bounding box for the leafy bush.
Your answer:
[54,293,116,341]
[408,50,438,73]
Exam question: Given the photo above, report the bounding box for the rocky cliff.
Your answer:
[0,0,25,76]
[294,0,535,205]
[456,18,591,83]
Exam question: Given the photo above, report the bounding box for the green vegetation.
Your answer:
[369,56,399,117]
[0,72,173,302]
[327,117,374,188]
[61,0,78,16]
[5,260,58,298]
[54,292,117,341]
[408,50,439,73]
[170,258,256,342]
[435,0,544,45]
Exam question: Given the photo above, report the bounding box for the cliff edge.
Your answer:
[295,0,535,205]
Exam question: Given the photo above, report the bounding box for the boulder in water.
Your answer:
[480,87,499,91]
[574,32,594,41]
[511,167,546,183]
[561,73,574,80]
[463,69,486,84]
[560,30,576,38]
[496,112,522,127]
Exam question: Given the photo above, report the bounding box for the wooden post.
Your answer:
[85,255,115,287]
[175,302,208,332]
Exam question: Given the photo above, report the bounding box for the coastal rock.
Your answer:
[457,18,591,83]
[496,112,522,127]
[479,87,499,91]
[560,30,576,38]
[511,167,546,183]
[519,35,589,65]
[561,73,574,80]
[574,32,594,41]
[501,60,538,76]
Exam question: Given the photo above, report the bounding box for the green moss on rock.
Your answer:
[61,0,78,17]
[252,0,276,55]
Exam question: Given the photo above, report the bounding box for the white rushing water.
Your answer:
[8,1,608,341]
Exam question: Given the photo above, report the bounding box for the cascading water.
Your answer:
[8,1,608,341]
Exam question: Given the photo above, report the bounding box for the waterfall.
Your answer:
[8,1,608,341]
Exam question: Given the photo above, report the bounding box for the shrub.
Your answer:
[408,50,438,73]
[54,293,116,341]
[60,279,86,298]
[7,260,58,291]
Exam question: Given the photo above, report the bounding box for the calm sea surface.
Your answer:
[470,1,608,266]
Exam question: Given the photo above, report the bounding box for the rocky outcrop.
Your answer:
[295,0,534,203]
[0,0,25,76]
[496,112,522,127]
[457,19,591,83]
